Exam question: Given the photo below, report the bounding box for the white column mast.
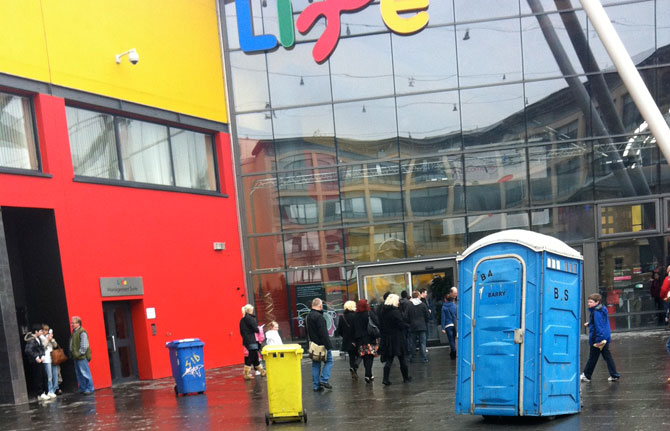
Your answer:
[579,0,670,163]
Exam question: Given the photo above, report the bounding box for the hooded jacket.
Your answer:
[24,332,45,363]
[588,303,611,345]
[407,298,429,332]
[441,300,457,330]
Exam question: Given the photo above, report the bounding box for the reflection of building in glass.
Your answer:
[223,0,670,336]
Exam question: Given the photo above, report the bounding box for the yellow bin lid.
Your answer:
[261,343,304,357]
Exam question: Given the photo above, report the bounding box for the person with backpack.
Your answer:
[353,299,379,384]
[24,328,51,401]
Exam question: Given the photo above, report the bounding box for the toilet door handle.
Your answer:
[111,335,117,352]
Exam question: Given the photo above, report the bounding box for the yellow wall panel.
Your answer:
[0,1,51,82]
[1,0,227,123]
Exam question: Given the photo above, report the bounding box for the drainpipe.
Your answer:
[579,0,670,164]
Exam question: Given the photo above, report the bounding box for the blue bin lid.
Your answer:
[165,338,205,348]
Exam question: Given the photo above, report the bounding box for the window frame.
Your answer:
[0,91,42,174]
[66,104,221,195]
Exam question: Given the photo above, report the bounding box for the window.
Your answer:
[0,92,38,170]
[66,106,217,192]
[599,202,657,236]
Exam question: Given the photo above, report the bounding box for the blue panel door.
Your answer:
[472,257,523,415]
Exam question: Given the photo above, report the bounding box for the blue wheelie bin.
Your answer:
[166,338,206,396]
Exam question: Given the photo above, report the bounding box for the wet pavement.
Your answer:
[1,330,669,430]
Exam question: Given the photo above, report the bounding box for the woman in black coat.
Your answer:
[239,304,265,380]
[379,294,411,385]
[353,298,380,383]
[335,301,359,379]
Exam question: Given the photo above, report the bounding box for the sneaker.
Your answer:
[313,386,324,392]
[364,377,372,384]
[608,376,620,382]
[350,367,358,380]
[580,373,590,383]
[55,389,63,396]
[38,393,50,401]
[47,392,57,399]
[403,376,413,383]
[255,370,261,376]
[319,382,332,389]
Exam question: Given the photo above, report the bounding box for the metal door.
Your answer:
[103,301,138,384]
[471,256,525,415]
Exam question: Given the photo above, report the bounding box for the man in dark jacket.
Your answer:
[407,291,430,363]
[307,298,333,392]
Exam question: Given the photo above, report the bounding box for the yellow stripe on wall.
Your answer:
[1,0,227,123]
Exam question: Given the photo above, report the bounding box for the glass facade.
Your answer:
[222,0,670,337]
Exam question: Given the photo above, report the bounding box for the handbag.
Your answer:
[367,318,380,338]
[308,341,327,362]
[51,347,67,365]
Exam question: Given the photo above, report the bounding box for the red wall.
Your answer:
[0,94,247,388]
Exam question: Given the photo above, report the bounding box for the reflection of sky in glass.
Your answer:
[588,2,656,71]
[334,98,397,140]
[396,92,460,139]
[659,0,670,48]
[457,19,522,87]
[392,27,458,94]
[267,43,332,108]
[273,105,334,140]
[330,34,394,101]
[460,84,524,134]
[229,51,268,112]
[521,11,587,80]
[454,0,520,23]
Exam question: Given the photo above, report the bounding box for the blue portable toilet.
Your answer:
[455,229,582,417]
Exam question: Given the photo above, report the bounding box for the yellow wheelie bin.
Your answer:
[261,344,306,425]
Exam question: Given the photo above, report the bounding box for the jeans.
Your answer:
[74,359,95,393]
[311,350,333,390]
[409,331,427,361]
[43,363,59,394]
[445,326,457,358]
[582,342,619,379]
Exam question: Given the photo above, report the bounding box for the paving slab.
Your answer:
[1,330,669,430]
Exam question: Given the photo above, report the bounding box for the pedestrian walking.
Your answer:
[353,299,379,383]
[580,293,620,383]
[379,294,411,385]
[407,291,429,363]
[307,298,333,392]
[69,316,94,394]
[239,304,266,380]
[335,300,359,380]
[441,287,458,360]
[24,327,50,401]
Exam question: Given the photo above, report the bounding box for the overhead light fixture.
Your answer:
[362,105,367,113]
[453,104,458,112]
[300,76,305,86]
[346,25,351,36]
[463,29,470,41]
[115,48,139,65]
[408,77,415,87]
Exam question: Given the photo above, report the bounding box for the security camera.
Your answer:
[115,48,139,65]
[128,49,139,65]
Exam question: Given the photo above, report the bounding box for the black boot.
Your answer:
[382,366,391,385]
[401,364,412,383]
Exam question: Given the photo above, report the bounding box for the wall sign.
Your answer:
[100,277,144,297]
[235,0,430,63]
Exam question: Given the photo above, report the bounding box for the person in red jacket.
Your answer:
[661,266,670,384]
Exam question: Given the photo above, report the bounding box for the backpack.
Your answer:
[367,317,380,338]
